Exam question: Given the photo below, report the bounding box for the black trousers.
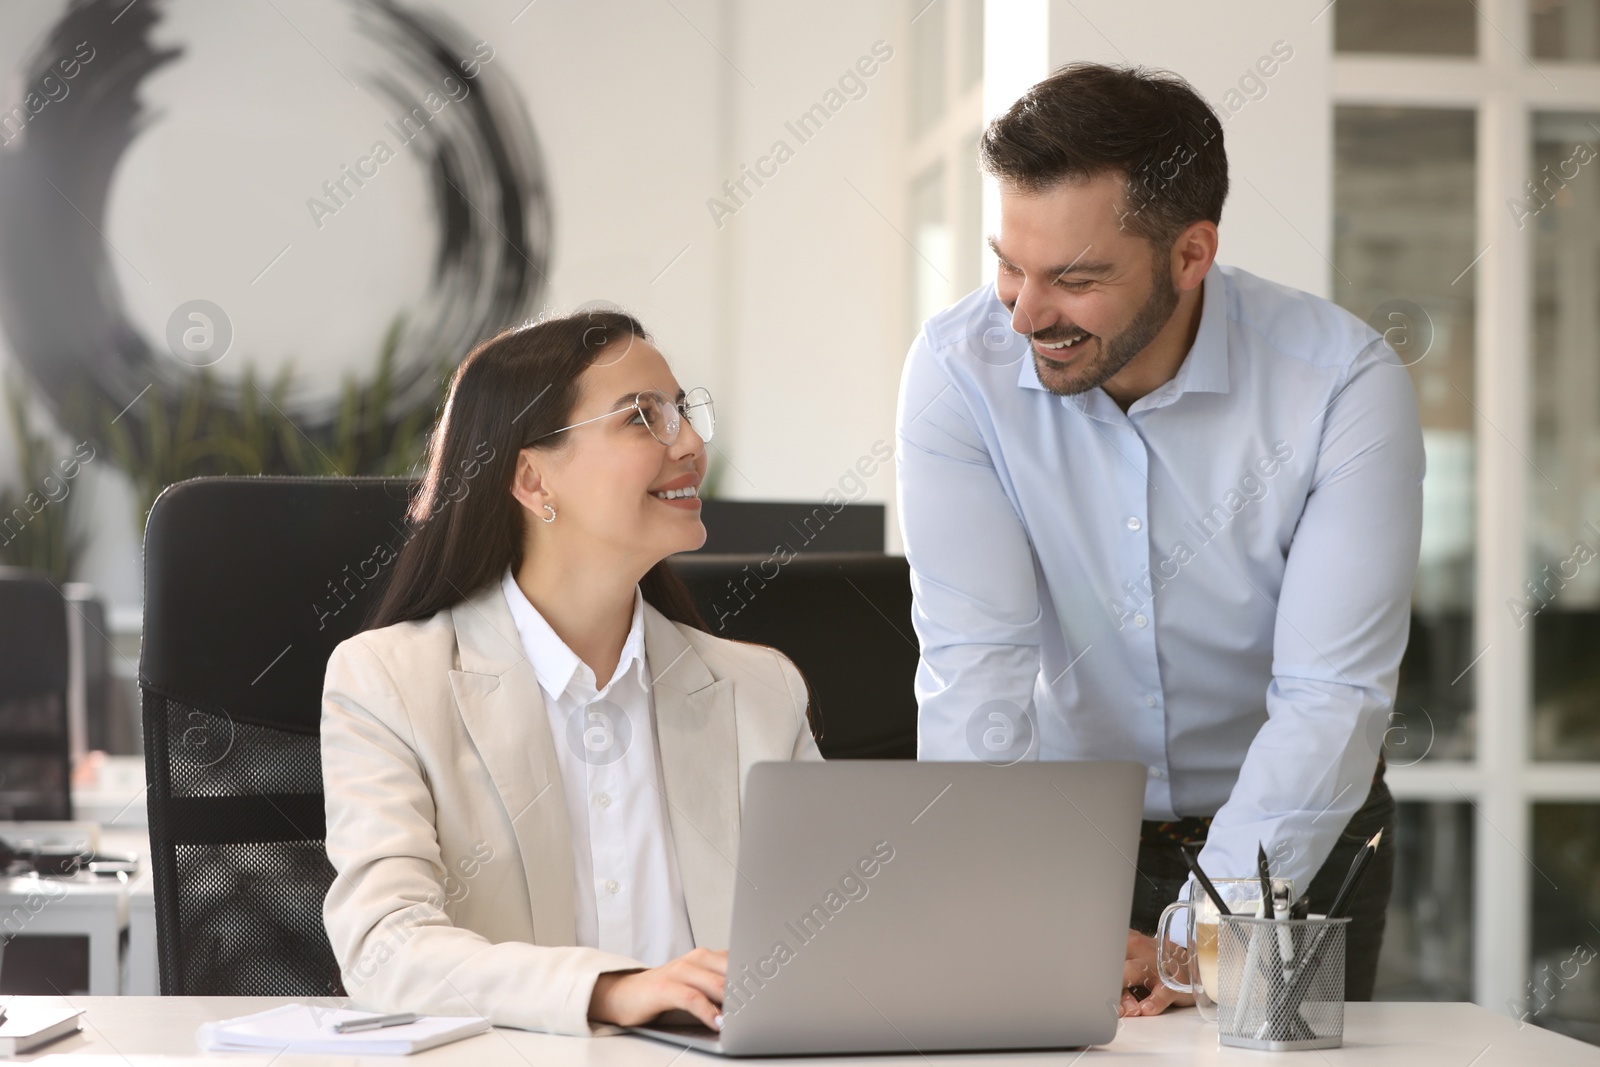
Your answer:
[1126,777,1396,1001]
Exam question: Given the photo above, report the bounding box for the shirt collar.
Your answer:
[1015,260,1230,403]
[500,568,647,699]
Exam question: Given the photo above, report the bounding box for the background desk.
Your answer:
[0,874,125,996]
[0,827,156,995]
[10,997,1600,1065]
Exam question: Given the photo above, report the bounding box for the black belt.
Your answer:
[1140,753,1387,847]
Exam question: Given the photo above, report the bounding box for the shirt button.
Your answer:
[1134,613,1149,628]
[605,879,620,894]
[596,793,611,808]
[1143,694,1157,708]
[1148,767,1166,780]
[1126,516,1142,531]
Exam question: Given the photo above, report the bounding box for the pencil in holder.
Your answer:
[1215,913,1348,1051]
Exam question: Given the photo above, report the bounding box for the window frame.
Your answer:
[1334,0,1600,1018]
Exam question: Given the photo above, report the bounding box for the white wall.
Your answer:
[0,0,912,619]
[980,1,1332,300]
[719,5,907,506]
[0,0,1332,619]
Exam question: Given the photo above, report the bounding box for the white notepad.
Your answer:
[196,1005,491,1056]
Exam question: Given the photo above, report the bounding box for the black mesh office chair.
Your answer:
[0,567,71,819]
[671,553,919,759]
[140,476,413,995]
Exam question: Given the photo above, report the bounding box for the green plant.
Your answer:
[0,375,86,582]
[96,317,450,524]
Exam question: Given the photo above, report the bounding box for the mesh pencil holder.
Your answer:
[1216,914,1348,1051]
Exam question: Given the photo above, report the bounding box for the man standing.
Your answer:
[896,63,1422,1013]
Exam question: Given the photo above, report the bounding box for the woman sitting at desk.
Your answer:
[320,311,821,1036]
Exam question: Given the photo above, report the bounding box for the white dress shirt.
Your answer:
[500,569,695,966]
[896,262,1424,893]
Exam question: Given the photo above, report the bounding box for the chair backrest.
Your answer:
[0,567,71,819]
[669,553,919,759]
[697,500,884,554]
[140,476,413,996]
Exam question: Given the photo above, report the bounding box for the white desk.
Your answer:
[8,997,1600,1065]
[0,877,125,996]
[70,757,148,831]
[97,827,156,995]
[0,828,157,995]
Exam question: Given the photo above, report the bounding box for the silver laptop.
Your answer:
[629,759,1145,1056]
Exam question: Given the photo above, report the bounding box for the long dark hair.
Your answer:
[367,310,708,632]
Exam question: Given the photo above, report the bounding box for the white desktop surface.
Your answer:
[70,756,149,831]
[7,997,1599,1065]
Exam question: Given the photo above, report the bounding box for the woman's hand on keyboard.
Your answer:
[589,947,729,1030]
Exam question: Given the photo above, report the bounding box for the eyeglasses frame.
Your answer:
[527,386,713,447]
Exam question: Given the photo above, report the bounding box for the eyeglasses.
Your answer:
[532,387,714,447]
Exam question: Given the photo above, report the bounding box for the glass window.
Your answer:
[1335,0,1478,56]
[910,0,947,137]
[1532,0,1600,61]
[1529,805,1600,1042]
[1334,106,1479,761]
[1374,802,1475,1000]
[1530,111,1600,762]
[910,161,950,334]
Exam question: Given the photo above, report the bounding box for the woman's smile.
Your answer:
[649,474,702,508]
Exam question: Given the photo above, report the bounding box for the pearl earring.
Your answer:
[541,504,557,524]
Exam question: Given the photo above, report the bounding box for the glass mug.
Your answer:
[1155,877,1293,1022]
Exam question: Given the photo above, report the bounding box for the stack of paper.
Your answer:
[197,1005,491,1056]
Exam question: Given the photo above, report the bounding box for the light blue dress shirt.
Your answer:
[895,261,1425,892]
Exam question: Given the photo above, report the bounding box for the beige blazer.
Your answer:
[320,579,822,1036]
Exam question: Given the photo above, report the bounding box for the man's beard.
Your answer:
[1030,258,1181,398]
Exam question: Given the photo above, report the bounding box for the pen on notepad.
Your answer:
[333,1012,421,1033]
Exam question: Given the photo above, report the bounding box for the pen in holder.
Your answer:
[1215,913,1348,1051]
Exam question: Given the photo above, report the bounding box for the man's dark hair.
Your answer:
[979,62,1228,249]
